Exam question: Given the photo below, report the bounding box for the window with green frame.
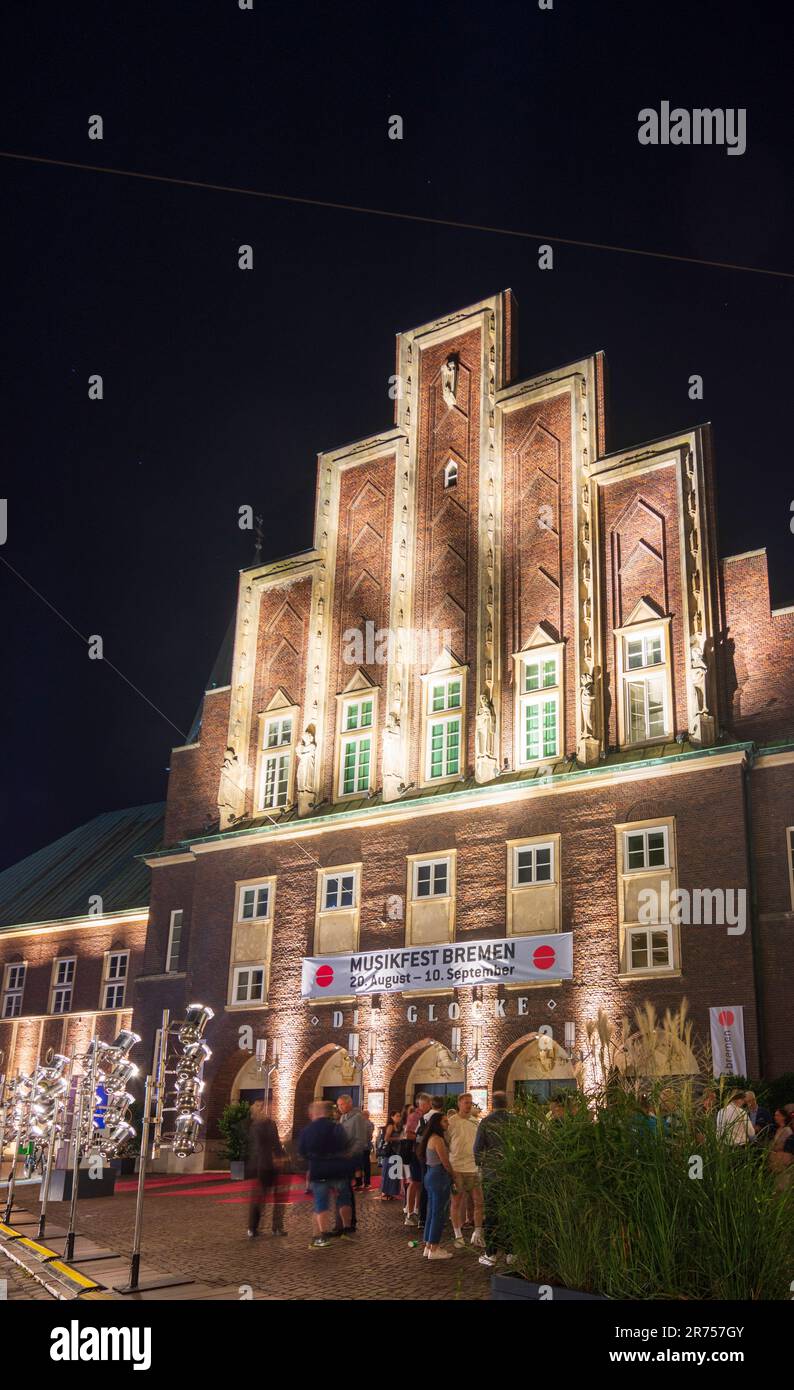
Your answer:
[344,698,373,732]
[342,733,371,794]
[429,716,460,779]
[523,656,557,692]
[524,696,558,761]
[430,678,461,713]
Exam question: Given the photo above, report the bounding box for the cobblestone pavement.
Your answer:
[37,1178,492,1301]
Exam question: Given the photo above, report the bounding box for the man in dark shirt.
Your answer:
[473,1090,511,1267]
[298,1100,354,1248]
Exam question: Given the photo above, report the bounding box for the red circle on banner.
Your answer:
[316,964,335,989]
[718,1009,734,1027]
[533,944,556,971]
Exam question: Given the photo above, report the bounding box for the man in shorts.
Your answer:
[446,1093,485,1248]
[297,1099,353,1247]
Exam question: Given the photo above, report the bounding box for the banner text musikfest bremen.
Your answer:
[301,932,573,999]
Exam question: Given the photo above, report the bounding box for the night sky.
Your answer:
[1,1,792,869]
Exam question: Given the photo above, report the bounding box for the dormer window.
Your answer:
[444,459,458,489]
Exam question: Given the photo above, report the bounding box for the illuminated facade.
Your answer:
[4,295,793,1153]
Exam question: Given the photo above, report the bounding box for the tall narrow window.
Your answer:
[427,675,462,780]
[261,715,292,810]
[787,826,794,912]
[518,651,560,764]
[51,958,75,1014]
[2,963,25,1019]
[444,459,458,489]
[339,697,374,797]
[166,909,183,974]
[102,952,128,1009]
[620,624,670,745]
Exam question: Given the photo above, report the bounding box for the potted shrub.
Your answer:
[219,1099,251,1180]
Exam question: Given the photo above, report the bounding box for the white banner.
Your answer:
[709,1005,747,1077]
[301,932,573,999]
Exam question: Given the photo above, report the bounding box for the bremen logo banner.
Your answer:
[709,1005,747,1077]
[301,932,574,999]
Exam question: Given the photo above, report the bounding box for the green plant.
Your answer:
[218,1100,251,1163]
[491,1002,794,1300]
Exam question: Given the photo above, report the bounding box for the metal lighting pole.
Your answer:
[3,1070,33,1225]
[36,1063,70,1241]
[63,1047,96,1261]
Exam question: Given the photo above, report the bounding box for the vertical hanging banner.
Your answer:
[709,1005,747,1077]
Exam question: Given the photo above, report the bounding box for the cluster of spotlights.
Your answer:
[84,1029,141,1158]
[171,1005,213,1157]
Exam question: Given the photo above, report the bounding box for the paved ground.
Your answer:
[32,1174,492,1301]
[0,1254,56,1300]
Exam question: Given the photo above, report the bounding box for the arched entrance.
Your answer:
[231,1053,273,1107]
[494,1033,577,1103]
[292,1044,361,1141]
[404,1042,464,1102]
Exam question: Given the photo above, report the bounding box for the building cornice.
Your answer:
[144,742,752,865]
[0,909,149,940]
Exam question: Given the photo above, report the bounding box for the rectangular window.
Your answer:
[627,926,673,972]
[233,966,265,1004]
[262,751,290,809]
[323,872,356,911]
[429,716,461,779]
[523,656,558,692]
[625,827,669,871]
[341,733,371,795]
[523,696,559,762]
[239,885,270,920]
[102,951,128,1009]
[344,698,373,732]
[166,909,183,974]
[414,859,449,898]
[265,716,293,748]
[430,678,461,713]
[514,843,554,886]
[627,677,666,743]
[626,631,663,671]
[2,963,25,1019]
[51,958,75,1015]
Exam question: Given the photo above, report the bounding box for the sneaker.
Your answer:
[453,1236,465,1249]
[247,1229,258,1239]
[426,1248,453,1260]
[408,1212,420,1227]
[340,1228,356,1239]
[310,1237,330,1249]
[470,1230,485,1247]
[404,1214,414,1226]
[478,1254,497,1267]
[505,1254,516,1266]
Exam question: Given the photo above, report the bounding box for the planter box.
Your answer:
[491,1272,605,1301]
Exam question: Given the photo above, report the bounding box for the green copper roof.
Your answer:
[0,803,165,931]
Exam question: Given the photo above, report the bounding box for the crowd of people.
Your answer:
[242,1084,794,1260]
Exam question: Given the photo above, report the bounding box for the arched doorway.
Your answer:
[495,1033,577,1103]
[405,1042,464,1103]
[292,1044,361,1141]
[231,1052,273,1107]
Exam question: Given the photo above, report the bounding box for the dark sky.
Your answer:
[1,0,792,869]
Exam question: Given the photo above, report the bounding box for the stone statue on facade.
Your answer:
[475,693,498,784]
[441,355,458,408]
[297,725,317,815]
[577,670,600,767]
[689,637,716,746]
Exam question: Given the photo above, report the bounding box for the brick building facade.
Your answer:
[3,293,792,1157]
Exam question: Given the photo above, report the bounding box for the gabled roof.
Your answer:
[0,803,164,931]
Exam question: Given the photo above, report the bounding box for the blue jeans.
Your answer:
[423,1165,452,1245]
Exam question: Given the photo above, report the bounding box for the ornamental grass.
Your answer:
[491,1003,794,1300]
